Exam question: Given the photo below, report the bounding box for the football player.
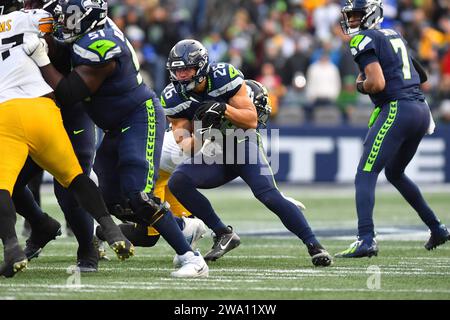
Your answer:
[335,0,450,258]
[162,39,333,267]
[10,0,100,272]
[0,0,134,278]
[25,0,208,277]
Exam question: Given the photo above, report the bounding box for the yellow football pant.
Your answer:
[147,169,191,236]
[0,98,82,195]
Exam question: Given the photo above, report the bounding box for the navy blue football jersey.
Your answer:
[161,62,244,121]
[70,18,156,130]
[350,28,424,106]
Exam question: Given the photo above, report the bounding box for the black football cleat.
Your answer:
[307,243,333,267]
[425,224,450,251]
[0,245,28,278]
[101,224,135,261]
[109,240,135,261]
[24,213,62,260]
[76,245,99,272]
[204,226,241,262]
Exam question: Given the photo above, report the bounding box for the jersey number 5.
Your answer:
[0,34,24,61]
[390,38,411,80]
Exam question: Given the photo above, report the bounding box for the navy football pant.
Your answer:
[169,135,319,245]
[12,105,96,253]
[93,99,191,255]
[13,105,96,254]
[355,100,441,240]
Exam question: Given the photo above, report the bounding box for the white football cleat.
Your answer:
[171,251,209,278]
[182,216,207,249]
[173,217,208,268]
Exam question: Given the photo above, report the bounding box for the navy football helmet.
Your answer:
[166,39,210,94]
[341,0,383,35]
[54,0,107,43]
[246,79,271,127]
[0,0,23,15]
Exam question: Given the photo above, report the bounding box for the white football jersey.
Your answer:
[160,130,188,174]
[0,9,54,104]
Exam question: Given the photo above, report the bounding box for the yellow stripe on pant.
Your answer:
[147,169,191,236]
[0,98,82,194]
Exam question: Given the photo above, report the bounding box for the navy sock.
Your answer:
[174,216,185,230]
[0,190,18,246]
[386,172,441,231]
[168,172,228,234]
[256,189,319,245]
[153,211,192,255]
[12,186,45,225]
[55,181,94,251]
[355,171,378,240]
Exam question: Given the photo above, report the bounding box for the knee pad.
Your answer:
[111,193,170,227]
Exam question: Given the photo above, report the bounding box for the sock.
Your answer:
[174,216,185,230]
[55,181,94,253]
[153,212,192,255]
[0,190,19,247]
[68,174,109,220]
[256,189,319,246]
[12,186,45,226]
[355,171,378,240]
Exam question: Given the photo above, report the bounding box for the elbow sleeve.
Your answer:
[55,71,91,108]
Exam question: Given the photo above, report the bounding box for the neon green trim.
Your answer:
[160,95,166,108]
[228,64,239,79]
[143,99,156,193]
[368,107,381,128]
[350,35,365,48]
[363,101,398,172]
[88,40,117,58]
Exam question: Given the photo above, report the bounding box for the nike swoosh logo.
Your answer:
[96,44,105,49]
[73,129,84,135]
[237,138,247,144]
[121,126,131,133]
[220,237,234,250]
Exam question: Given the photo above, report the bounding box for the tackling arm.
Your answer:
[169,117,201,156]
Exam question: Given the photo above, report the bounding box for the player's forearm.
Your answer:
[39,64,64,89]
[225,105,258,129]
[40,66,91,107]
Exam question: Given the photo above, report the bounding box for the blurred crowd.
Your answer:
[107,0,450,126]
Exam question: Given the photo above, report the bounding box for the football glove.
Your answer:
[23,34,50,67]
[193,101,227,131]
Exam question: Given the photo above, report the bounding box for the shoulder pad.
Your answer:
[208,63,244,98]
[72,30,122,65]
[349,31,376,58]
[161,83,193,118]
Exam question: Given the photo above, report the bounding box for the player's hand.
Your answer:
[23,34,50,67]
[194,101,227,130]
[356,73,365,82]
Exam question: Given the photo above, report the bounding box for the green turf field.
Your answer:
[1,186,449,300]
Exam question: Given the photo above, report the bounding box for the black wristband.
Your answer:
[356,81,368,94]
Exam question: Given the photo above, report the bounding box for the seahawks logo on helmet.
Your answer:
[341,0,384,35]
[166,39,210,94]
[54,0,107,43]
